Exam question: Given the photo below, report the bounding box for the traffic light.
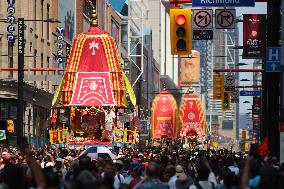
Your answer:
[7,120,14,133]
[242,130,247,140]
[170,8,192,55]
[222,92,230,111]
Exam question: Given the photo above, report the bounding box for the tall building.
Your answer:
[149,1,181,106]
[210,27,239,149]
[0,0,59,146]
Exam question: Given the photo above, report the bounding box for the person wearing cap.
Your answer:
[174,165,193,189]
[54,157,67,181]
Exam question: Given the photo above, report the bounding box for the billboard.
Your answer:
[179,50,200,86]
[243,14,266,59]
[58,0,76,43]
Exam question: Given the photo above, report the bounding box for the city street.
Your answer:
[0,0,283,188]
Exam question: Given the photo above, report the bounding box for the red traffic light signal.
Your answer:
[176,15,186,25]
[170,8,192,55]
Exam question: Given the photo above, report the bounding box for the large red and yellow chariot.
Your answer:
[49,8,137,147]
[151,87,206,146]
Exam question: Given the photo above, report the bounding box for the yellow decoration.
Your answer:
[70,107,76,120]
[114,128,138,144]
[245,142,249,152]
[123,72,136,106]
[49,129,70,144]
[7,120,14,133]
[52,73,64,107]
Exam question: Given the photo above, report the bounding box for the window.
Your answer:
[52,85,57,93]
[47,56,50,90]
[102,0,105,29]
[121,24,128,50]
[34,0,37,29]
[0,103,8,119]
[41,0,44,37]
[47,4,50,40]
[222,120,233,130]
[111,18,120,43]
[41,53,43,75]
[8,41,13,78]
[47,56,50,70]
[33,50,37,75]
[10,105,17,119]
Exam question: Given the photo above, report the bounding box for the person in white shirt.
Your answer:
[113,160,126,189]
[167,165,177,189]
[189,162,217,189]
[102,162,126,189]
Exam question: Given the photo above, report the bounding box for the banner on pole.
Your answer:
[213,75,224,100]
[243,14,266,59]
[179,50,200,86]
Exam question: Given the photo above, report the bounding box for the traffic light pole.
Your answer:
[263,0,281,158]
[17,18,24,148]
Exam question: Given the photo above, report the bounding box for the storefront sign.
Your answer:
[18,18,24,55]
[7,0,16,42]
[56,27,64,63]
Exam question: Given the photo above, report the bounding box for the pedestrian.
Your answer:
[189,161,217,189]
[134,162,169,189]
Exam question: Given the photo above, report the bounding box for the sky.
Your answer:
[236,3,267,115]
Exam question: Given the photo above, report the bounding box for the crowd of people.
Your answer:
[0,142,282,189]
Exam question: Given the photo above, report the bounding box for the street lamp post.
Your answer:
[16,17,60,148]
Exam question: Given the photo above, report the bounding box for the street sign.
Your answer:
[215,9,236,29]
[266,47,281,72]
[240,90,262,96]
[193,9,213,29]
[193,30,213,40]
[0,130,6,140]
[231,89,239,103]
[225,75,235,92]
[192,0,255,7]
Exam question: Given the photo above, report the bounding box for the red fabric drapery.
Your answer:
[179,94,206,139]
[151,90,178,139]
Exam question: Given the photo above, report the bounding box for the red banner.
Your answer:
[153,117,174,138]
[243,14,266,59]
[179,94,205,138]
[151,90,178,139]
[70,72,115,106]
[258,137,268,157]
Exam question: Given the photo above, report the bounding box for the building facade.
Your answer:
[0,0,58,146]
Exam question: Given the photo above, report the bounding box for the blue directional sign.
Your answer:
[192,0,255,7]
[240,90,262,97]
[266,47,281,72]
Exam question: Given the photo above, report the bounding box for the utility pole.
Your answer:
[17,18,24,148]
[263,0,281,158]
